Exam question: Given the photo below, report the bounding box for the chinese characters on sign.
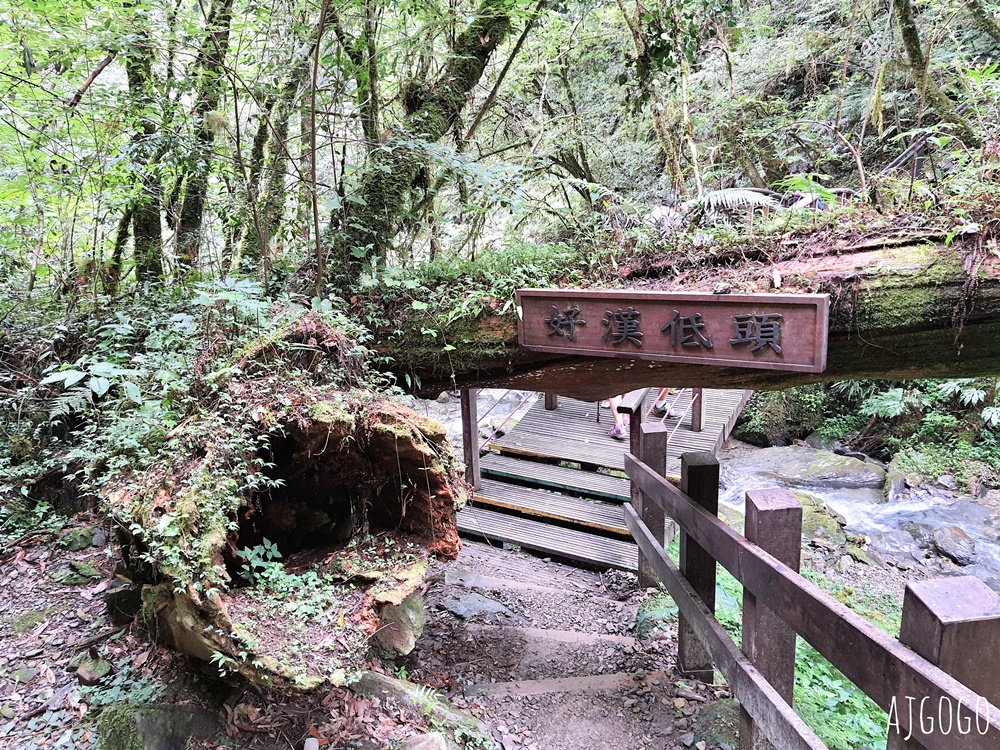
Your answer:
[601,307,643,347]
[518,290,828,373]
[730,313,782,354]
[544,305,586,341]
[661,309,713,349]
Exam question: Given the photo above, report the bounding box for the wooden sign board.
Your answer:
[517,289,829,372]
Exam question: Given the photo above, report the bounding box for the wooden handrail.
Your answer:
[615,387,650,415]
[625,503,828,750]
[625,452,1000,750]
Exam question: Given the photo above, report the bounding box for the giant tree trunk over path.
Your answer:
[330,0,515,287]
[381,236,1000,399]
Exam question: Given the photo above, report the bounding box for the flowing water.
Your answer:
[720,448,1000,590]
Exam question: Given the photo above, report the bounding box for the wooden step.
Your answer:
[480,453,631,502]
[457,506,637,571]
[474,478,628,536]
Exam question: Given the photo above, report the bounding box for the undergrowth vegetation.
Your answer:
[736,378,1000,490]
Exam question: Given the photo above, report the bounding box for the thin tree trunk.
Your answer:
[103,206,134,295]
[177,0,236,265]
[892,0,980,146]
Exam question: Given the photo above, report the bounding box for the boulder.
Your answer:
[97,703,219,750]
[76,657,112,686]
[61,527,94,551]
[932,526,977,566]
[438,592,525,624]
[376,592,426,655]
[725,446,886,490]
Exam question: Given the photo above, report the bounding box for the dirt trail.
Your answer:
[406,541,737,750]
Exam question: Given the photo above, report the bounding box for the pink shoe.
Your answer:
[608,424,627,440]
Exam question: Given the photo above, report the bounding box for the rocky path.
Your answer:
[405,540,738,750]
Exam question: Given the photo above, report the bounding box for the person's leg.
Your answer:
[651,387,682,419]
[608,395,628,439]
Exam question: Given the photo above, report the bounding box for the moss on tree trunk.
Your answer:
[892,0,980,147]
[329,0,515,287]
[379,241,1000,399]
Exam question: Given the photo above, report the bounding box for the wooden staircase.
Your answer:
[456,389,750,571]
[458,456,637,571]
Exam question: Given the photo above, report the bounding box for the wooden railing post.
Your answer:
[678,451,719,682]
[888,576,1000,749]
[691,387,705,433]
[740,489,803,750]
[634,422,668,588]
[544,392,558,410]
[460,388,480,490]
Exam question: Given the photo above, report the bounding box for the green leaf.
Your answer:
[89,376,111,397]
[411,300,429,310]
[40,370,87,388]
[122,381,142,403]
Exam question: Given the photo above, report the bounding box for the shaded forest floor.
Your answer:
[0,516,742,750]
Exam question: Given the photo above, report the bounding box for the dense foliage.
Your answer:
[2,0,1000,740]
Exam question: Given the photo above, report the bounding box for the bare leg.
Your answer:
[608,395,628,439]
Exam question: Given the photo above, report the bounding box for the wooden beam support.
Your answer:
[690,388,704,433]
[678,451,719,682]
[460,388,480,490]
[741,489,803,750]
[634,422,668,588]
[544,392,558,410]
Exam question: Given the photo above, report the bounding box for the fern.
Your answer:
[860,388,919,419]
[681,188,781,214]
[49,385,91,420]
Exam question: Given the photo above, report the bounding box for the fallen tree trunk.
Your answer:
[385,239,1000,400]
[105,313,467,689]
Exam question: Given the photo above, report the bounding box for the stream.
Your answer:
[404,390,1000,592]
[720,447,1000,591]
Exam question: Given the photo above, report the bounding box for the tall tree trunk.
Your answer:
[237,56,312,269]
[123,1,163,287]
[177,0,236,266]
[891,0,980,147]
[329,0,517,289]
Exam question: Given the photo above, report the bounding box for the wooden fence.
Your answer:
[625,428,1000,750]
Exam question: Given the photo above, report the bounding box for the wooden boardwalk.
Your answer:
[486,389,749,480]
[457,388,751,570]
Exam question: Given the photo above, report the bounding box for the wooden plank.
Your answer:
[473,478,628,535]
[486,389,748,484]
[625,504,828,750]
[678,451,719,682]
[457,506,637,571]
[625,454,1000,750]
[460,388,480,489]
[479,453,630,502]
[742,489,803,750]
